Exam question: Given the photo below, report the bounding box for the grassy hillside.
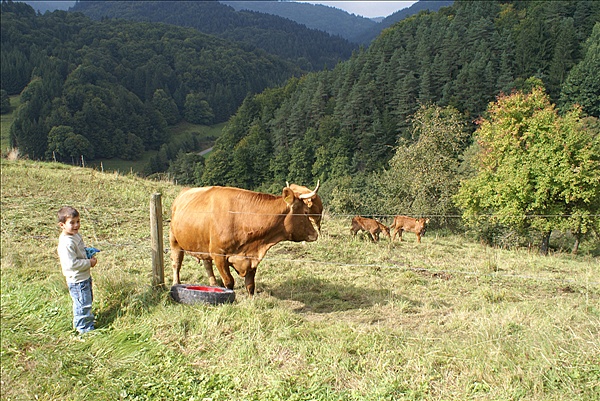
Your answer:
[1,159,598,400]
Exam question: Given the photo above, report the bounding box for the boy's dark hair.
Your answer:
[57,206,79,223]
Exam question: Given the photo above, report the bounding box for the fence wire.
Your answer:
[3,208,597,288]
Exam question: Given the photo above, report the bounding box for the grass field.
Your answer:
[1,159,598,400]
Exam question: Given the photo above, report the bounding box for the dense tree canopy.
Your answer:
[198,0,599,196]
[559,22,600,117]
[0,89,10,114]
[375,104,470,225]
[71,0,356,71]
[1,1,300,160]
[455,82,600,254]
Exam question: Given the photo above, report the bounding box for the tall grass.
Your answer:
[1,159,598,400]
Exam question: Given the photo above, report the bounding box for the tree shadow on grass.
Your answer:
[263,277,421,314]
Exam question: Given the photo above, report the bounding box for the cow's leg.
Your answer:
[350,222,359,238]
[214,255,235,290]
[244,268,256,296]
[170,249,184,285]
[203,259,218,286]
[169,233,184,285]
[371,230,379,242]
[416,233,421,243]
[398,229,404,241]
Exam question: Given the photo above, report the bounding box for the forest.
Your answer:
[70,0,357,71]
[1,0,302,160]
[2,0,599,252]
[220,0,452,45]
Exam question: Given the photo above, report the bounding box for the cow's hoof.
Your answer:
[170,284,235,305]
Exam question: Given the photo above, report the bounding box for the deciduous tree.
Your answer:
[455,81,600,254]
[376,104,469,225]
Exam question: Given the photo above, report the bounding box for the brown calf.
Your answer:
[390,215,430,243]
[350,216,391,242]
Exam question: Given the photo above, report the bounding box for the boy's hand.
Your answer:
[85,247,101,259]
[90,257,97,267]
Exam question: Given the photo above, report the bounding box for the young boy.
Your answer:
[57,206,97,334]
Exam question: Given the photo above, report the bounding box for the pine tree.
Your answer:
[559,23,600,117]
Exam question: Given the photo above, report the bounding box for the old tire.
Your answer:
[170,284,235,305]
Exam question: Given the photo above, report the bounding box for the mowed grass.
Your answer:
[1,159,598,401]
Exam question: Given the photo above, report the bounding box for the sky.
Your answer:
[295,1,418,18]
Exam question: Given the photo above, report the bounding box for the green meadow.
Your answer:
[1,159,598,400]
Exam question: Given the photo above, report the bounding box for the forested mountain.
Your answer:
[221,0,377,43]
[192,0,599,195]
[354,0,454,44]
[223,0,454,44]
[70,0,356,71]
[23,0,453,46]
[1,1,300,160]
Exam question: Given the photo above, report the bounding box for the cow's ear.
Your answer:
[282,187,295,206]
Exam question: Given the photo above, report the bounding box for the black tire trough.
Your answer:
[170,284,235,305]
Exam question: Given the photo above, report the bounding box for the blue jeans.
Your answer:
[68,277,94,333]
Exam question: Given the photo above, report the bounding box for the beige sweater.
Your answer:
[57,232,91,284]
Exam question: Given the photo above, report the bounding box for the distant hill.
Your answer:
[70,0,357,71]
[221,0,454,44]
[354,0,455,44]
[1,1,303,163]
[221,0,377,43]
[21,0,73,13]
[22,0,453,45]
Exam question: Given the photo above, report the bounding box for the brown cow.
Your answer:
[169,184,320,295]
[390,215,430,243]
[350,216,391,242]
[287,180,323,232]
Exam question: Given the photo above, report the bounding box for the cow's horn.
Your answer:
[299,179,320,199]
[286,181,290,188]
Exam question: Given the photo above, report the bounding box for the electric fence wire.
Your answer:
[7,211,598,287]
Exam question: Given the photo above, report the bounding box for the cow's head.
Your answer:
[282,186,319,242]
[287,180,323,232]
[381,224,391,239]
[417,218,430,236]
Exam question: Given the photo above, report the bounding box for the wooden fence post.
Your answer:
[150,193,165,288]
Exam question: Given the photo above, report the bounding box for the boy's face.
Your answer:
[60,216,80,235]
